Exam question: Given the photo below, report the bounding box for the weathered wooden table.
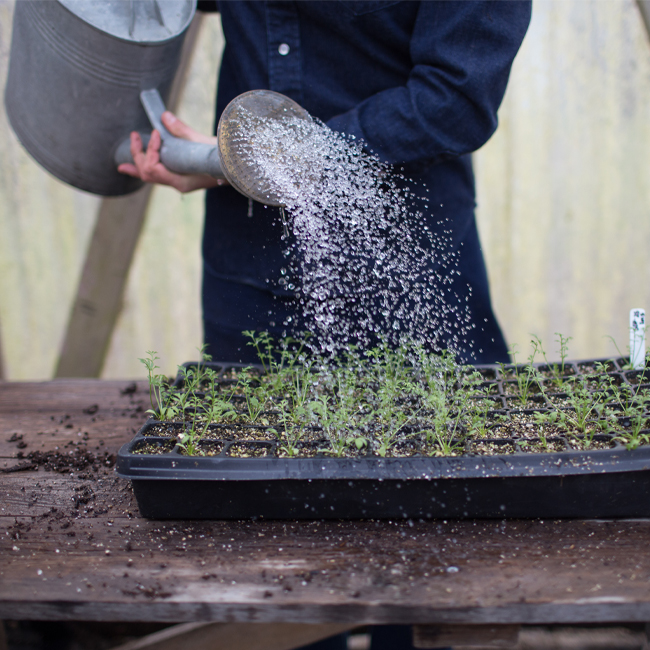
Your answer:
[1,380,650,650]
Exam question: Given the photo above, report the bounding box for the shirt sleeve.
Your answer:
[326,1,532,165]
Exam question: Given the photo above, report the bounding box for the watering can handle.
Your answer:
[113,89,225,179]
[139,88,173,141]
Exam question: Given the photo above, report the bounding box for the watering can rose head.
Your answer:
[116,88,314,207]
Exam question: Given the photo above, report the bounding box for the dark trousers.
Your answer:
[203,217,508,366]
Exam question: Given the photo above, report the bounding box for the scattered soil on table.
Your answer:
[2,448,116,476]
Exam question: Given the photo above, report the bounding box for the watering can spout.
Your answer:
[113,89,225,179]
[116,87,314,208]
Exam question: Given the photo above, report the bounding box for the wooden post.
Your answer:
[55,14,204,378]
[108,622,356,650]
[54,185,154,377]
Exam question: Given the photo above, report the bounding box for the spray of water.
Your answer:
[237,110,475,358]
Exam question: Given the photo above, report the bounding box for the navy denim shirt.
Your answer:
[199,1,531,363]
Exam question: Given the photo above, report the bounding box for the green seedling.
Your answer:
[500,341,544,407]
[615,414,650,450]
[531,333,572,388]
[139,351,178,421]
[140,331,650,458]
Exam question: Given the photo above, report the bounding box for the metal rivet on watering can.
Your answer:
[4,0,196,196]
[630,308,646,370]
[278,43,290,56]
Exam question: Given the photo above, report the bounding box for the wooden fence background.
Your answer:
[1,0,650,379]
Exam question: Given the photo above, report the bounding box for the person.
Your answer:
[119,0,532,368]
[119,4,531,647]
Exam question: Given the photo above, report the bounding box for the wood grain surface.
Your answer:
[2,381,650,624]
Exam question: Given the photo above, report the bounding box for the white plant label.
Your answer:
[630,308,646,370]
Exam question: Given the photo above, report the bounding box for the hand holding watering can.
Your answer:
[5,0,310,207]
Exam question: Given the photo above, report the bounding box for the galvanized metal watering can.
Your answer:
[4,0,311,206]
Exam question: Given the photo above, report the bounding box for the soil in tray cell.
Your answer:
[565,434,616,451]
[474,381,500,396]
[196,441,226,456]
[516,437,567,454]
[279,426,323,443]
[142,422,185,438]
[501,411,564,439]
[545,393,572,408]
[624,370,650,385]
[472,367,498,381]
[577,360,618,374]
[505,394,548,410]
[131,439,177,455]
[237,410,290,427]
[469,440,516,455]
[383,438,422,457]
[472,396,506,411]
[479,423,513,440]
[582,373,625,389]
[611,414,650,429]
[277,441,323,458]
[535,363,577,380]
[502,379,546,396]
[225,441,273,458]
[176,441,225,456]
[201,424,279,442]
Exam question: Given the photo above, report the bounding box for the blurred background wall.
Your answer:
[475,0,650,363]
[0,0,649,379]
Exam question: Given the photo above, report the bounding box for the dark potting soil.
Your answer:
[1,448,116,476]
[129,356,650,460]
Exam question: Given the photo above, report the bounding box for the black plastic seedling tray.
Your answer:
[117,358,650,520]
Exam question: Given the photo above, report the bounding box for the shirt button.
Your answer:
[278,43,290,56]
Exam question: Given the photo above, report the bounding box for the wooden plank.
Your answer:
[108,622,356,650]
[0,379,149,461]
[55,15,205,378]
[0,379,149,414]
[4,504,650,624]
[413,624,520,648]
